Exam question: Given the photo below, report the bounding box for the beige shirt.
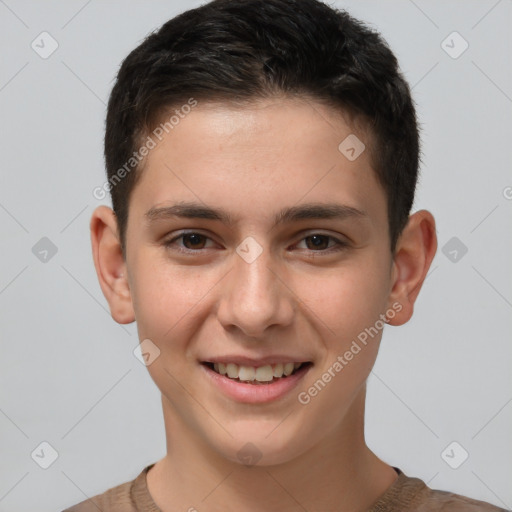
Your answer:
[62,465,508,511]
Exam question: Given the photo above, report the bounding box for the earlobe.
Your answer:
[386,210,437,326]
[90,205,135,324]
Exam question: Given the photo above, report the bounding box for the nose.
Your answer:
[217,247,294,338]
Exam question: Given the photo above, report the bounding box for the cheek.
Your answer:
[294,257,390,343]
[292,264,389,421]
[130,254,214,344]
[130,262,214,396]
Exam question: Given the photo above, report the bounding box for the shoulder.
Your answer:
[62,479,135,512]
[61,465,154,512]
[62,482,132,511]
[412,485,509,512]
[371,469,509,512]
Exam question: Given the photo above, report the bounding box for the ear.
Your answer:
[90,205,135,324]
[386,210,437,326]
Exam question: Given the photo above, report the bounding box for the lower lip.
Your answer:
[200,363,312,404]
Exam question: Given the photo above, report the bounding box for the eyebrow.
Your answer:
[145,201,367,229]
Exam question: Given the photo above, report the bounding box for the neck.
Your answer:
[147,386,397,512]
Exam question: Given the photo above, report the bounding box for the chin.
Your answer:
[210,423,310,467]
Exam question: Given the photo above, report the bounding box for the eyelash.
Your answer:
[163,231,348,256]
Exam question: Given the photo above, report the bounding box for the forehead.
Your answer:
[130,97,385,227]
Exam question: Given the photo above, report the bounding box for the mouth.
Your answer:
[201,361,313,385]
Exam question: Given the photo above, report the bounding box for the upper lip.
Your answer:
[201,356,312,366]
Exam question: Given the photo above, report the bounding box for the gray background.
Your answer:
[0,1,511,510]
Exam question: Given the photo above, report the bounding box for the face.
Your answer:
[120,97,400,465]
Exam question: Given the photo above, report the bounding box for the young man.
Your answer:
[64,0,507,510]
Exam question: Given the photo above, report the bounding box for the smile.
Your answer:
[203,361,310,383]
[200,361,313,403]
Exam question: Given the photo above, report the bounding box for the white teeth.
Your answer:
[283,362,294,376]
[273,363,284,377]
[226,363,238,379]
[255,365,274,382]
[238,366,255,381]
[209,361,305,382]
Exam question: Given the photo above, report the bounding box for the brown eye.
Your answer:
[304,234,331,251]
[164,232,214,253]
[181,233,207,249]
[296,234,346,253]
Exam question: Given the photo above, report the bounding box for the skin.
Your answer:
[90,97,437,512]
